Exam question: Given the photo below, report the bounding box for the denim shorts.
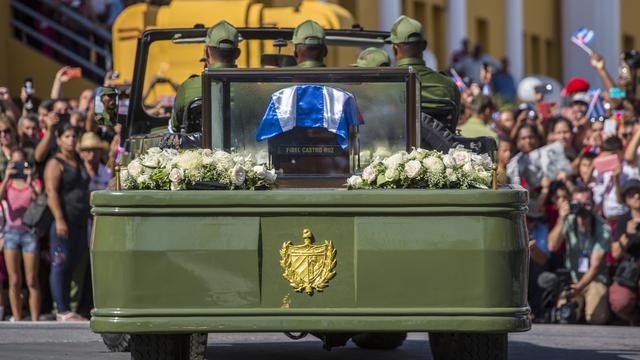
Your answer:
[3,229,37,253]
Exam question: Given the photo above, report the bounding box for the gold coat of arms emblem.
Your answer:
[279,229,336,295]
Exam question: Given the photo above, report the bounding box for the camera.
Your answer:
[534,83,553,95]
[570,202,587,215]
[10,161,29,180]
[623,50,640,69]
[527,110,537,120]
[538,269,579,324]
[24,78,34,111]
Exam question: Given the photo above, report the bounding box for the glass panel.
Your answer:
[226,82,407,176]
[143,40,205,117]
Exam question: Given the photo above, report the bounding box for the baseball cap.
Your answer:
[622,179,640,198]
[205,20,239,49]
[292,20,325,45]
[386,15,424,44]
[351,48,391,67]
[561,77,590,96]
[100,87,118,96]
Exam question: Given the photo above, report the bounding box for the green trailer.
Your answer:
[90,27,530,360]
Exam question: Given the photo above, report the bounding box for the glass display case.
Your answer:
[203,68,420,185]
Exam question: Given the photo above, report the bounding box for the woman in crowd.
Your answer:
[1,149,42,321]
[44,123,90,321]
[0,116,18,179]
[506,124,541,189]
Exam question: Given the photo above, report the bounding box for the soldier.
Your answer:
[388,16,460,119]
[292,20,327,68]
[169,20,241,133]
[351,47,390,67]
[94,87,118,127]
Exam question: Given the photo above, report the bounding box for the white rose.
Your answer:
[422,156,445,174]
[176,151,202,171]
[202,155,215,165]
[231,164,246,186]
[347,175,364,188]
[463,162,474,174]
[142,154,160,168]
[452,149,471,165]
[362,166,377,183]
[253,165,266,178]
[119,169,129,180]
[169,168,184,183]
[170,182,183,191]
[385,166,399,181]
[213,151,233,168]
[445,168,457,181]
[264,169,277,184]
[383,152,406,169]
[201,148,213,157]
[127,160,142,178]
[147,147,162,156]
[442,154,456,168]
[404,160,422,179]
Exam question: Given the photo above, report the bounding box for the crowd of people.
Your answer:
[452,42,640,325]
[0,67,118,321]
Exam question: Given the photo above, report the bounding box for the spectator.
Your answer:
[549,117,578,161]
[36,100,54,139]
[1,149,42,321]
[591,137,632,221]
[0,117,19,179]
[493,108,515,140]
[548,187,610,324]
[453,44,499,84]
[79,132,111,192]
[610,179,640,323]
[506,124,541,189]
[44,123,91,321]
[457,95,497,140]
[492,57,517,103]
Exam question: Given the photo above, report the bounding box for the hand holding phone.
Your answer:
[64,67,82,79]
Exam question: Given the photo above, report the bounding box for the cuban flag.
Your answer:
[571,27,595,55]
[586,89,605,119]
[256,85,363,149]
[450,68,466,92]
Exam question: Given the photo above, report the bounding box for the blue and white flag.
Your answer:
[571,27,595,55]
[256,85,362,149]
[586,89,605,119]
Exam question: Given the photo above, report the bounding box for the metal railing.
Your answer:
[10,0,113,82]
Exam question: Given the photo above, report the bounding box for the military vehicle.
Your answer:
[91,26,530,360]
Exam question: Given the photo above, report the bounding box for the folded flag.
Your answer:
[256,85,362,149]
[571,27,594,55]
[586,89,605,119]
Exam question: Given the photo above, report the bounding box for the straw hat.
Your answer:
[78,132,109,152]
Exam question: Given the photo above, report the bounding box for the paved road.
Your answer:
[0,322,639,360]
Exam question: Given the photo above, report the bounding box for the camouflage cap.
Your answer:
[351,47,391,67]
[386,15,425,44]
[100,87,118,96]
[292,20,325,45]
[206,20,239,49]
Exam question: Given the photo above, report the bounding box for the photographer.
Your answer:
[1,149,42,321]
[610,179,640,323]
[548,187,610,324]
[34,100,69,164]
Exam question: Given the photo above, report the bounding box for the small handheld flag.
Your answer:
[586,89,605,119]
[571,27,594,56]
[450,68,466,92]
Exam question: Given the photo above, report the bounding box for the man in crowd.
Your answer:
[169,20,241,133]
[388,15,460,127]
[610,179,640,323]
[292,20,327,68]
[548,187,610,324]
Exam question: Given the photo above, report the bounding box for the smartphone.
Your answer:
[593,154,620,174]
[23,78,34,111]
[537,101,551,119]
[10,161,28,180]
[64,67,82,79]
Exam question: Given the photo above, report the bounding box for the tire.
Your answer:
[429,332,507,360]
[420,114,454,152]
[130,333,207,360]
[352,332,407,350]
[101,333,131,352]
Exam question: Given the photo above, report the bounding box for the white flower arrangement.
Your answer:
[347,147,494,190]
[121,147,277,191]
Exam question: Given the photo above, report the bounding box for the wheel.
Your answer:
[101,333,131,352]
[429,332,507,360]
[420,114,454,152]
[130,333,207,360]
[352,332,407,350]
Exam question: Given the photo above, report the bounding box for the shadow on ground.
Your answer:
[204,339,640,360]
